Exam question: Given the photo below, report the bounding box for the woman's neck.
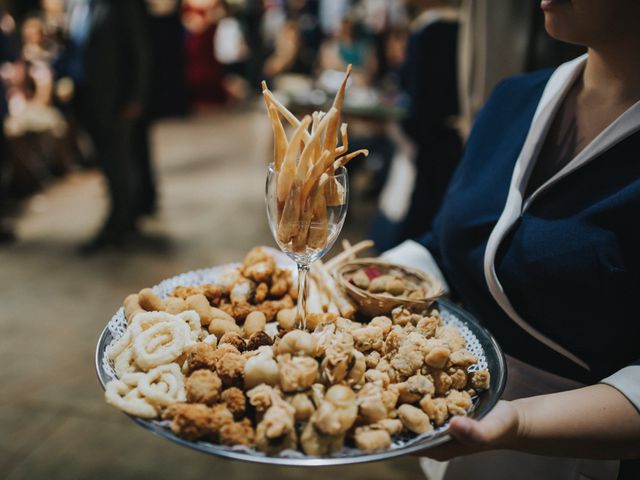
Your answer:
[584,42,640,105]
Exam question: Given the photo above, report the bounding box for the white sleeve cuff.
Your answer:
[600,366,640,412]
[381,240,450,294]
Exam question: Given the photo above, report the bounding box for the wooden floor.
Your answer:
[0,110,423,479]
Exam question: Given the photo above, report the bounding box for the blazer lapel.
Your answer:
[483,54,590,370]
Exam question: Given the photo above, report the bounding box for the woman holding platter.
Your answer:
[385,1,640,478]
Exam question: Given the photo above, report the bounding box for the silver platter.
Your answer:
[95,258,506,466]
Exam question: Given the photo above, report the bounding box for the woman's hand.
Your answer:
[415,384,640,461]
[415,400,522,461]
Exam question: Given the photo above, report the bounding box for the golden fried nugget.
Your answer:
[161,402,189,420]
[164,296,187,314]
[432,369,452,395]
[254,282,269,303]
[218,301,234,317]
[419,395,448,427]
[221,387,246,418]
[398,404,432,434]
[219,331,247,352]
[186,370,222,405]
[219,418,256,447]
[448,367,467,390]
[138,288,163,311]
[170,285,201,300]
[201,284,222,306]
[209,404,235,433]
[185,294,214,326]
[425,346,451,369]
[354,428,391,452]
[247,330,273,351]
[216,351,246,387]
[208,318,241,337]
[276,308,297,331]
[470,369,490,391]
[124,294,144,322]
[244,311,267,337]
[449,349,478,368]
[258,295,294,322]
[169,404,220,441]
[232,301,255,321]
[186,342,217,372]
[269,269,291,298]
[445,389,472,416]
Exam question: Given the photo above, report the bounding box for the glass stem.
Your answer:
[296,264,310,330]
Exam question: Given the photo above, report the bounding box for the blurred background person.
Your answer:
[213,0,250,104]
[0,6,16,243]
[145,0,186,118]
[64,0,154,252]
[318,15,377,86]
[182,0,226,109]
[373,0,460,249]
[3,14,71,201]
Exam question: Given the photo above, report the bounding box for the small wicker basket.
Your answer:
[336,259,444,317]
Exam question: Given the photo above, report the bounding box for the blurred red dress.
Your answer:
[183,6,226,107]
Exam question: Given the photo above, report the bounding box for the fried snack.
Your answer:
[276,308,297,331]
[470,369,491,391]
[320,331,354,384]
[256,401,298,454]
[244,346,280,389]
[107,245,491,456]
[219,418,255,447]
[313,385,358,436]
[246,330,273,351]
[208,317,241,337]
[263,67,368,253]
[221,387,246,418]
[289,392,315,422]
[105,378,157,419]
[216,350,246,387]
[278,354,318,392]
[300,421,345,456]
[446,390,472,416]
[276,330,318,357]
[169,403,233,441]
[138,363,187,408]
[219,331,246,352]
[185,342,217,372]
[243,311,267,337]
[138,288,164,311]
[397,374,435,404]
[357,382,388,423]
[398,404,432,434]
[123,294,144,322]
[186,370,222,405]
[354,427,391,453]
[419,395,448,427]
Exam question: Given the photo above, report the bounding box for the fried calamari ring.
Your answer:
[114,345,138,377]
[105,380,157,419]
[137,363,186,408]
[106,329,131,361]
[133,320,190,370]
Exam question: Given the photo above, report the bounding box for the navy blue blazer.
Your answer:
[420,69,640,383]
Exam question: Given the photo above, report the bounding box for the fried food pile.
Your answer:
[262,66,368,253]
[104,247,490,455]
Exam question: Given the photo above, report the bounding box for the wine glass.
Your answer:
[266,163,349,329]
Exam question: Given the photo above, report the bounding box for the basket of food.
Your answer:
[336,259,444,317]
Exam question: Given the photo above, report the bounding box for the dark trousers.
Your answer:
[80,107,155,234]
